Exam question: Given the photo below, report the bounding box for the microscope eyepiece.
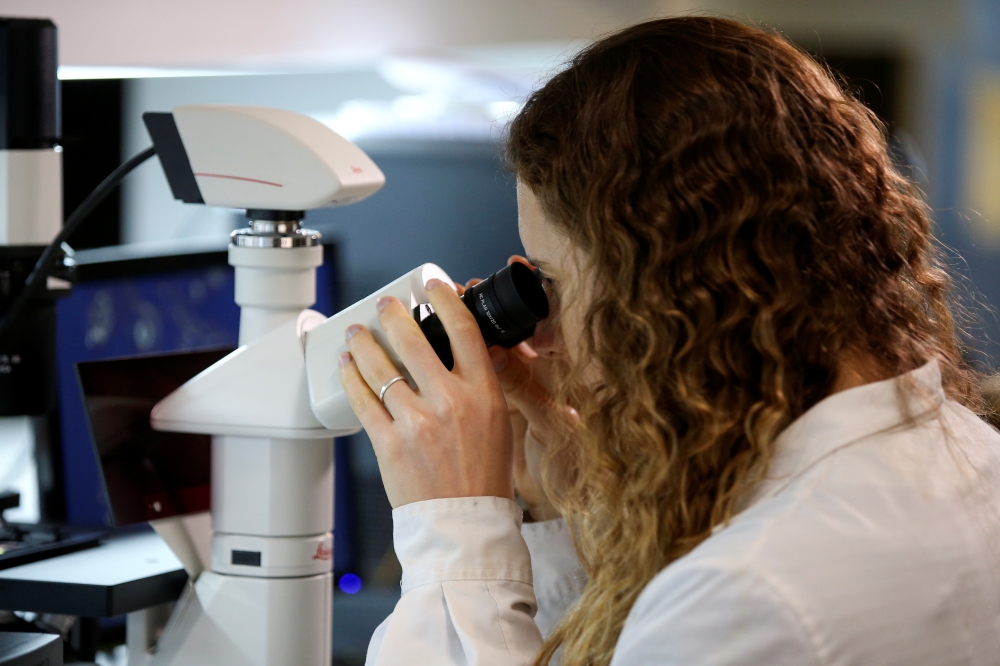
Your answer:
[416,262,549,370]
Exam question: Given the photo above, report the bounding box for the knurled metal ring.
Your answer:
[230,228,321,248]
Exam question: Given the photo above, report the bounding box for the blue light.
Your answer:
[338,573,362,595]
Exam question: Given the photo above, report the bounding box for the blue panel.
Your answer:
[333,439,356,576]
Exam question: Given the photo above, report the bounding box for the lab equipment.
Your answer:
[0,491,100,570]
[0,632,62,666]
[81,103,503,664]
[0,17,61,248]
[78,350,229,525]
[155,262,449,435]
[0,529,187,618]
[417,260,549,370]
[131,105,386,666]
[0,17,66,526]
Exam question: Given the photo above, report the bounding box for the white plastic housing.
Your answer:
[150,512,212,579]
[211,532,332,578]
[211,436,333,538]
[0,149,61,244]
[304,263,455,431]
[173,105,385,210]
[149,316,338,439]
[150,264,458,436]
[230,244,322,345]
[152,243,337,438]
[143,572,332,666]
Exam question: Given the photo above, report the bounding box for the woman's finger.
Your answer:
[338,352,393,435]
[512,340,539,361]
[488,346,560,438]
[424,279,492,376]
[507,255,535,269]
[376,296,449,388]
[346,323,419,413]
[456,278,482,296]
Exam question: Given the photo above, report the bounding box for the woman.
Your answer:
[338,16,1000,665]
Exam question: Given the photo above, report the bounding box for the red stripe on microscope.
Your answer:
[194,172,284,187]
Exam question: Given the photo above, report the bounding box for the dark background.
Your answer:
[61,79,122,249]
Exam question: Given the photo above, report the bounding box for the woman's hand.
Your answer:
[338,279,514,509]
[460,261,570,522]
[489,344,567,521]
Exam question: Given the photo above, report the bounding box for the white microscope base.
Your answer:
[143,571,331,666]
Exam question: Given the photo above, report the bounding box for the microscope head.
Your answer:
[143,105,385,213]
[145,104,396,438]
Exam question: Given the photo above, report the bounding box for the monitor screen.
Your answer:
[76,349,231,525]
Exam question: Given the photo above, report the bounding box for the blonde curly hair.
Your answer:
[505,16,979,666]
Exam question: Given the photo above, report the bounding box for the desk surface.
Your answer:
[0,530,187,617]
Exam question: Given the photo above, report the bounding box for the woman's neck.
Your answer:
[832,351,886,394]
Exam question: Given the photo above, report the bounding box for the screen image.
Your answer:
[76,349,231,525]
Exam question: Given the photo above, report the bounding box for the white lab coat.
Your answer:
[366,361,1000,665]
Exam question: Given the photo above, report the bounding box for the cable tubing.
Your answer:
[0,146,157,343]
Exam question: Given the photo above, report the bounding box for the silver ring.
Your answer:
[379,376,407,405]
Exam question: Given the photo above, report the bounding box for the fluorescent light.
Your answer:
[58,66,253,80]
[310,94,520,143]
[486,100,523,123]
[391,93,450,122]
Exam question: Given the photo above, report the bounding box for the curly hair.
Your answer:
[505,16,980,666]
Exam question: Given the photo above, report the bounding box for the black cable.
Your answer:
[0,146,158,343]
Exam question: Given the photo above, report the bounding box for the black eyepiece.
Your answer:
[416,262,549,370]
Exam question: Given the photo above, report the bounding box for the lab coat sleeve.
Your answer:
[520,518,586,637]
[610,560,819,666]
[366,496,544,666]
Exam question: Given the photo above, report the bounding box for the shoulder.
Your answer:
[612,556,819,666]
[613,406,1000,665]
[613,490,823,664]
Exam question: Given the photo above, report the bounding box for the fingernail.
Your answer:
[345,324,362,340]
[489,347,509,372]
[339,352,353,367]
[425,278,444,291]
[376,296,393,313]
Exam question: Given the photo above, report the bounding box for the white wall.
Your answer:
[1,0,966,245]
[0,0,961,70]
[0,0,676,70]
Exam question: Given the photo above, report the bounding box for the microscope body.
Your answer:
[134,106,383,666]
[139,244,334,666]
[142,254,458,665]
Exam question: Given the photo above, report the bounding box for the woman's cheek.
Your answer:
[560,300,587,366]
[530,317,559,356]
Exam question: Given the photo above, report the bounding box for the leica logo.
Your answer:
[312,543,333,561]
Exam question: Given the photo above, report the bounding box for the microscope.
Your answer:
[117,102,485,666]
[131,104,547,666]
[117,104,386,666]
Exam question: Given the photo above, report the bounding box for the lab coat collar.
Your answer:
[741,360,945,509]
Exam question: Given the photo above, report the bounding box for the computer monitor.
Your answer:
[76,349,228,525]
